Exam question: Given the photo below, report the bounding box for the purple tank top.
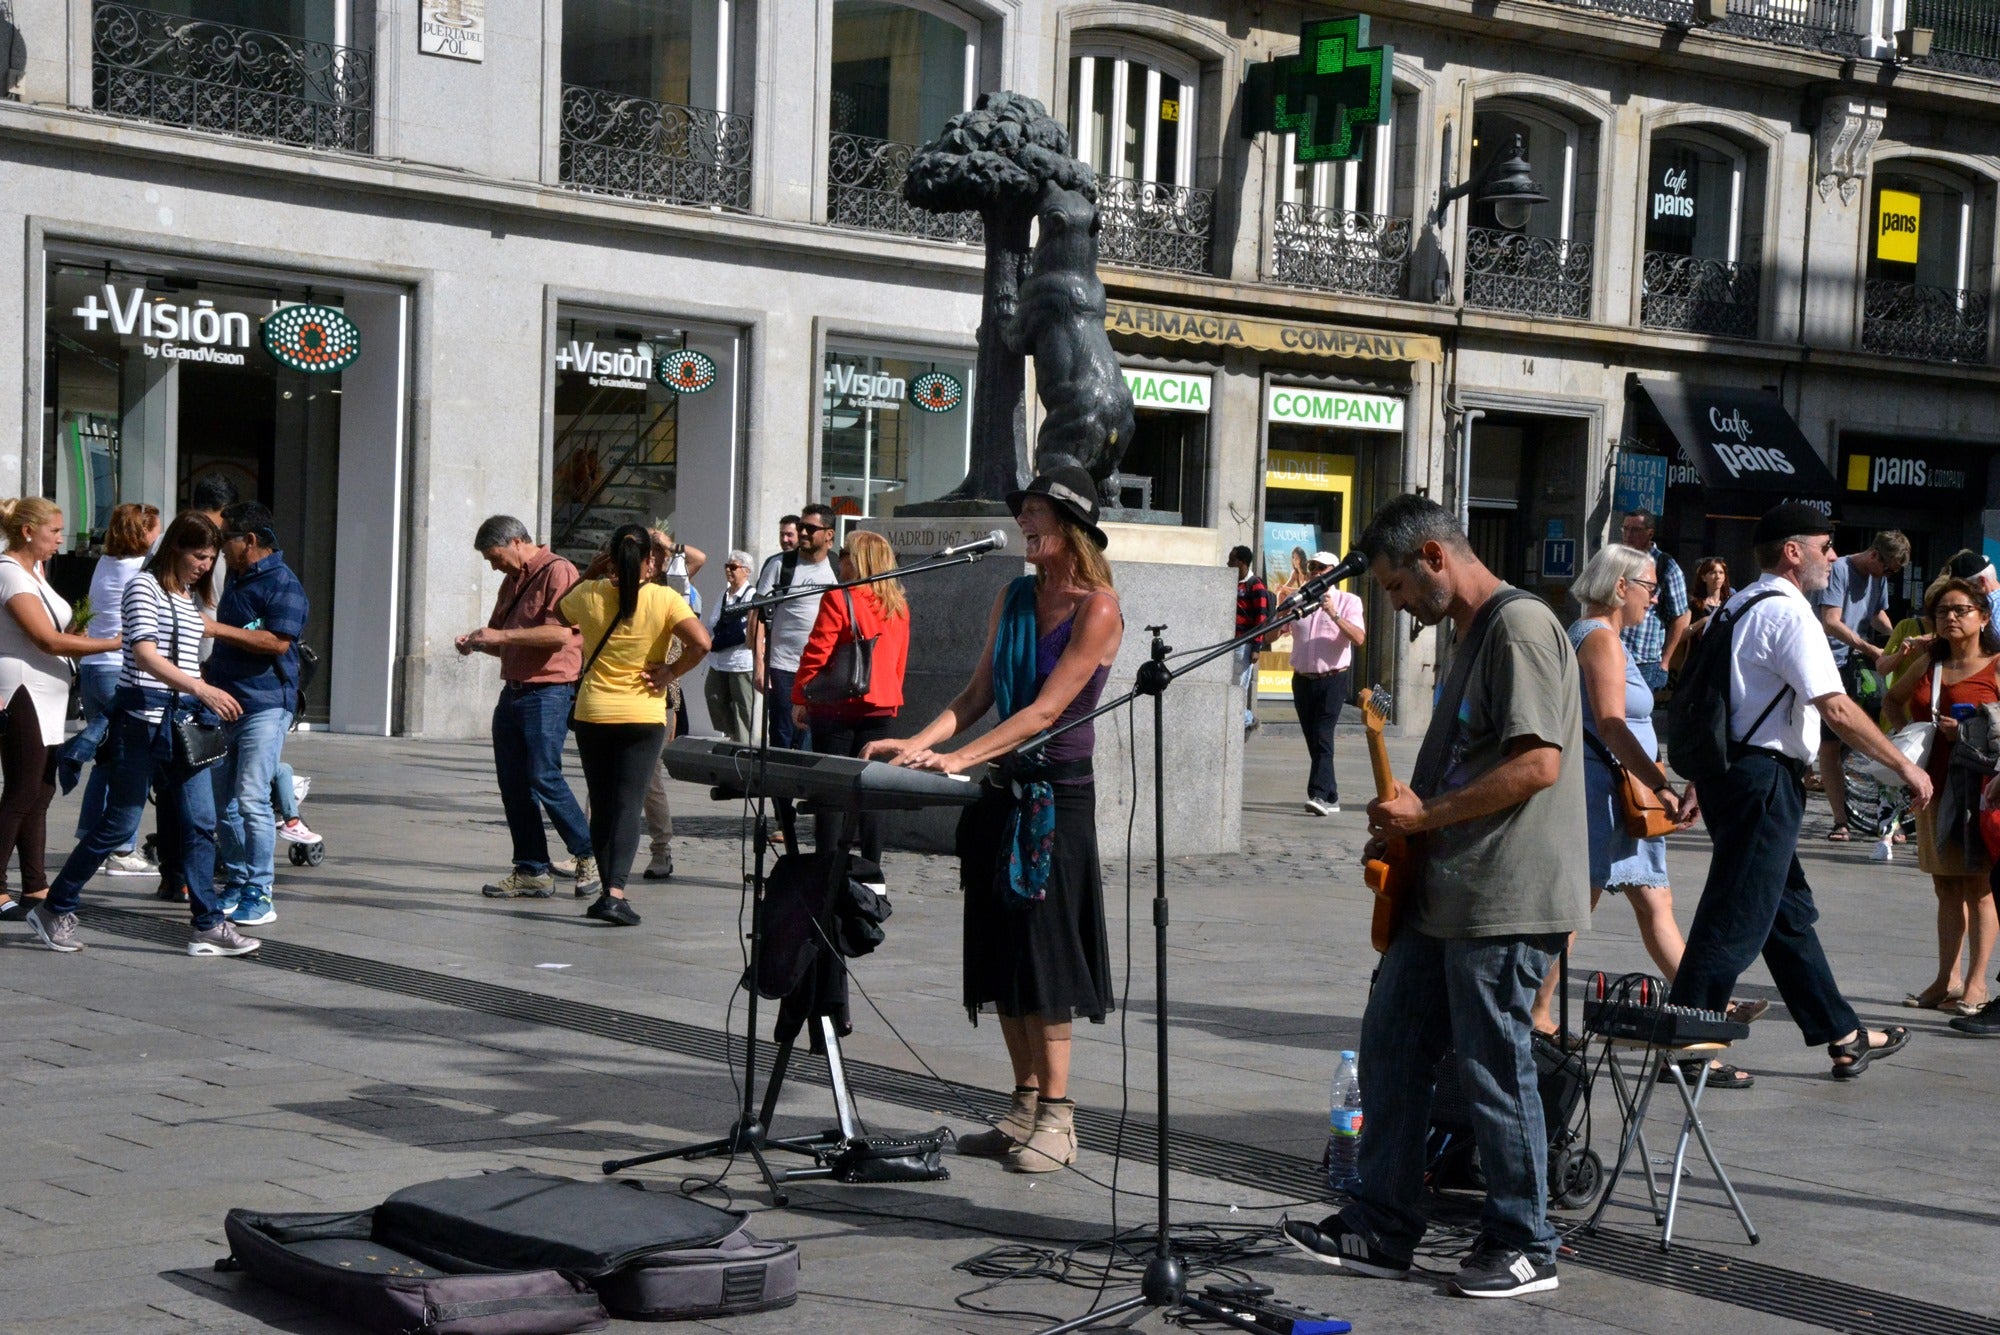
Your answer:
[1034,613,1112,765]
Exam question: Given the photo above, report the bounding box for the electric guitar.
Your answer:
[1360,686,1417,954]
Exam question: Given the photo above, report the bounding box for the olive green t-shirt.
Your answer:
[1410,592,1593,939]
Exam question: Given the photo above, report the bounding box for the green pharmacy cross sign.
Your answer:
[1243,15,1392,165]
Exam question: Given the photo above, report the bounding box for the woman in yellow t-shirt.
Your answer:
[558,524,710,926]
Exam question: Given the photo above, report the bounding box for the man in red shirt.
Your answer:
[1290,551,1367,815]
[456,515,598,899]
[1230,545,1274,734]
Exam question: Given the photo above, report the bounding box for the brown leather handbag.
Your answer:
[1586,732,1677,839]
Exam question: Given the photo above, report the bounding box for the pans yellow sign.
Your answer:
[1877,189,1921,265]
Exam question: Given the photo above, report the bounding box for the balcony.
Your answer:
[1907,0,2000,79]
[1538,0,1866,56]
[1861,281,1991,364]
[1094,174,1215,276]
[826,132,983,244]
[1640,252,1760,339]
[1271,203,1411,300]
[1463,228,1593,320]
[559,86,753,212]
[90,2,371,153]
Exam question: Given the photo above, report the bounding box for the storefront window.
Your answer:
[819,347,972,521]
[828,1,974,144]
[1115,366,1210,523]
[1644,134,1743,263]
[549,312,709,566]
[1258,384,1403,697]
[43,257,355,721]
[1869,170,1972,292]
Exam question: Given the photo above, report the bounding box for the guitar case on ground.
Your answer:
[223,1168,799,1330]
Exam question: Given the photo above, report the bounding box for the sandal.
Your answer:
[1660,1059,1753,1090]
[1904,987,1963,1009]
[1829,1026,1910,1080]
[1825,826,1852,842]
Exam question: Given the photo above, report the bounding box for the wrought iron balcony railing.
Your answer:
[91,2,372,152]
[1271,203,1412,299]
[826,132,983,244]
[1640,252,1761,339]
[1861,281,1991,364]
[1094,174,1215,276]
[559,85,752,212]
[1907,0,2000,79]
[1463,228,1593,320]
[1537,0,1865,55]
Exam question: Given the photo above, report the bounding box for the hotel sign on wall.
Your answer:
[419,0,485,61]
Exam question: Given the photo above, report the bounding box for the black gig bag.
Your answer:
[227,1169,798,1326]
[222,1207,608,1335]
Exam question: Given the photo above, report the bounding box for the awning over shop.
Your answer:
[1104,300,1442,364]
[1633,380,1841,520]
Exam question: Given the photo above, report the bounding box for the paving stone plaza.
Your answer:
[5,726,1997,1334]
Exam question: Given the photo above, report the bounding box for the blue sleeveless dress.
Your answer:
[1570,617,1670,890]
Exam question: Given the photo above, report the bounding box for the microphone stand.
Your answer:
[1017,567,1355,1335]
[601,541,1003,1199]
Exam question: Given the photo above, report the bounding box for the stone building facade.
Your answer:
[2,0,1996,739]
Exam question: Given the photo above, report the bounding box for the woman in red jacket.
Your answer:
[793,529,910,868]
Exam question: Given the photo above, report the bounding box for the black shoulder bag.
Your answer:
[166,595,231,774]
[802,589,876,704]
[566,601,624,730]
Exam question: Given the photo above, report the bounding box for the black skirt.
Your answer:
[957,776,1114,1024]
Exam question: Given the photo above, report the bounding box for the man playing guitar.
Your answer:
[1283,495,1591,1300]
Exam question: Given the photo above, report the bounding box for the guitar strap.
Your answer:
[1409,587,1538,801]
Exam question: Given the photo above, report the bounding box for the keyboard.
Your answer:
[1583,1000,1748,1046]
[662,738,983,812]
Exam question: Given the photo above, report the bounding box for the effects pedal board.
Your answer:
[1199,1283,1351,1334]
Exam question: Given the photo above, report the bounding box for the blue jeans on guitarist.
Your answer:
[1340,926,1565,1266]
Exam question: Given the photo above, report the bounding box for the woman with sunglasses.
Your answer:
[1883,577,2000,1016]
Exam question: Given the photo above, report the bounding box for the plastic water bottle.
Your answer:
[1325,1050,1363,1193]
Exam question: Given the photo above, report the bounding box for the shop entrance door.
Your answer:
[178,362,340,724]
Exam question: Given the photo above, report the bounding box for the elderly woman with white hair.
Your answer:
[1529,543,1756,1088]
[703,547,757,745]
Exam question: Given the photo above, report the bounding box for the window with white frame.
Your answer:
[563,0,732,110]
[1470,105,1577,243]
[1068,43,1198,187]
[1278,119,1392,217]
[829,0,977,145]
[1644,132,1745,263]
[1869,167,1974,293]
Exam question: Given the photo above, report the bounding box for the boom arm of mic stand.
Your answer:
[736,548,992,618]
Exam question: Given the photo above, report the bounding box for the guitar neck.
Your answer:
[1367,729,1397,802]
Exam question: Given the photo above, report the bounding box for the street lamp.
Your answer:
[1429,131,1549,229]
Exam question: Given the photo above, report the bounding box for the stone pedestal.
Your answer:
[859,517,1241,857]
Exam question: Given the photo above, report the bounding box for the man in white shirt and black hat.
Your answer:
[1669,502,1932,1078]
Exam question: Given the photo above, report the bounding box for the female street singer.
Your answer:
[863,466,1123,1173]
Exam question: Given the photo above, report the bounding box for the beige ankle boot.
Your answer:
[1007,1097,1077,1173]
[958,1087,1038,1157]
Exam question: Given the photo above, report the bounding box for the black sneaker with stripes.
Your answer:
[1279,1215,1410,1279]
[1449,1245,1558,1298]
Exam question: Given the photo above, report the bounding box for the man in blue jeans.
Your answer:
[205,502,311,927]
[1283,495,1590,1299]
[456,516,598,899]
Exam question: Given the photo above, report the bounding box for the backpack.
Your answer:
[1663,589,1792,784]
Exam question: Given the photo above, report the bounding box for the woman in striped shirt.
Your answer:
[23,512,248,958]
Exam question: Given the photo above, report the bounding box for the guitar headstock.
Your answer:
[1360,685,1393,736]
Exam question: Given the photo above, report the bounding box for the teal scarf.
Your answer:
[991,575,1053,906]
[992,575,1039,721]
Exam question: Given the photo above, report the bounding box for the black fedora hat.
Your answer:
[1007,466,1109,550]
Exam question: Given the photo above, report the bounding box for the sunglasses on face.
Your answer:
[798,523,832,536]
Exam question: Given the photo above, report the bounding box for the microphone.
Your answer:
[1277,549,1368,616]
[936,529,1009,559]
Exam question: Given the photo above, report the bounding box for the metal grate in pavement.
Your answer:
[83,906,2000,1335]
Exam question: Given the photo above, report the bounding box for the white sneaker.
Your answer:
[276,818,320,845]
[188,920,260,957]
[1304,799,1340,816]
[642,850,675,881]
[103,850,156,876]
[26,904,83,953]
[1870,837,1893,863]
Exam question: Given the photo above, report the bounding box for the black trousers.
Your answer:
[0,688,56,895]
[1291,670,1347,803]
[811,713,896,868]
[572,721,668,893]
[1669,750,1860,1046]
